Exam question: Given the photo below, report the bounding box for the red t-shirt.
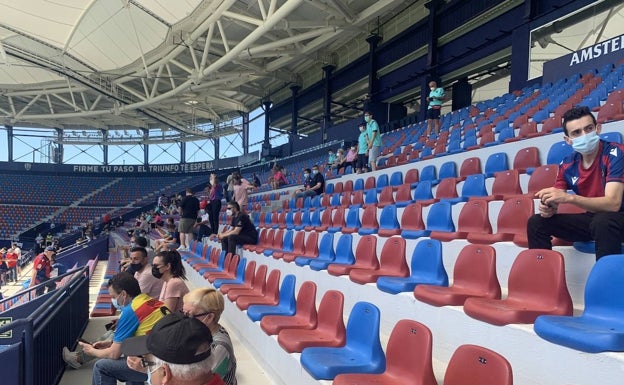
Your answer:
[33,253,51,282]
[6,251,17,268]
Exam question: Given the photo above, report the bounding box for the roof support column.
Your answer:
[289,85,300,155]
[54,128,63,164]
[180,141,186,163]
[143,129,149,166]
[240,112,249,155]
[101,129,108,165]
[365,34,382,104]
[263,100,272,147]
[419,0,443,122]
[322,65,334,144]
[6,125,12,162]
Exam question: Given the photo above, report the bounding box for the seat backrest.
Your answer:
[459,157,482,179]
[330,193,341,207]
[426,201,455,232]
[452,244,500,297]
[410,239,447,282]
[395,184,413,203]
[252,264,268,290]
[304,231,319,255]
[376,174,389,190]
[546,140,574,165]
[581,254,624,318]
[438,161,458,181]
[292,231,306,254]
[457,200,492,235]
[507,249,572,310]
[354,235,379,269]
[242,260,256,285]
[272,229,284,249]
[316,290,346,336]
[278,274,297,307]
[365,176,376,190]
[354,178,365,191]
[378,237,408,272]
[300,209,311,227]
[390,171,403,187]
[263,229,275,247]
[325,183,334,195]
[344,302,384,358]
[364,189,378,205]
[460,174,488,199]
[295,281,318,324]
[414,180,434,201]
[435,178,459,199]
[484,152,508,176]
[491,169,522,197]
[383,319,436,384]
[318,233,336,260]
[496,196,534,235]
[282,230,294,252]
[226,254,239,275]
[320,207,333,226]
[292,211,302,228]
[378,186,395,206]
[345,207,361,228]
[405,168,419,185]
[527,164,559,194]
[360,205,379,229]
[331,207,346,228]
[321,194,331,208]
[379,205,400,231]
[401,202,425,231]
[344,179,353,192]
[264,269,281,299]
[443,344,513,385]
[334,181,344,194]
[420,165,437,182]
[334,234,355,264]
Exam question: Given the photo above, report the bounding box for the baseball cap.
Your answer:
[45,246,56,252]
[121,312,213,364]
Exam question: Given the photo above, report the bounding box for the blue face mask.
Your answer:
[364,115,371,123]
[146,362,162,385]
[111,293,125,310]
[312,169,318,175]
[304,173,310,178]
[571,131,600,155]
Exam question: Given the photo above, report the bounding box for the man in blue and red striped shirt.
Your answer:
[527,106,624,261]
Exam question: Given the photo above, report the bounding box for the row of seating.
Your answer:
[90,247,120,317]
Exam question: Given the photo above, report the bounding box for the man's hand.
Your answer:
[535,187,569,206]
[126,356,147,373]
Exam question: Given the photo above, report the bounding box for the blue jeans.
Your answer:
[92,357,146,385]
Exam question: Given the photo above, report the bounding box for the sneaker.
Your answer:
[176,246,189,252]
[62,347,82,369]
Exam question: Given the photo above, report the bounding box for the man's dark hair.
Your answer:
[108,272,141,297]
[562,106,596,136]
[364,110,372,116]
[130,246,148,260]
[134,236,148,248]
[228,201,241,211]
[304,168,311,173]
[185,188,193,194]
[312,164,319,169]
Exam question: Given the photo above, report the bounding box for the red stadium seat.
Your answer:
[260,281,318,335]
[328,235,378,276]
[443,345,513,385]
[349,237,409,284]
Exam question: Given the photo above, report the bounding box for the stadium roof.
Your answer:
[0,0,410,139]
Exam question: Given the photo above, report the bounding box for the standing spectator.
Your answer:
[252,172,262,188]
[35,233,44,254]
[295,164,325,199]
[426,80,445,137]
[356,123,369,173]
[232,173,252,213]
[208,174,224,235]
[12,243,22,278]
[122,312,227,385]
[78,273,167,385]
[326,150,337,169]
[177,188,200,252]
[0,248,7,287]
[217,202,258,255]
[152,250,189,313]
[30,246,55,295]
[527,106,624,261]
[6,246,18,283]
[364,111,382,171]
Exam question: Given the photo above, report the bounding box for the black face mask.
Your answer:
[127,262,143,274]
[152,266,163,279]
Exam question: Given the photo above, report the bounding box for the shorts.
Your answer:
[357,153,368,169]
[368,146,381,163]
[427,107,441,120]
[178,218,195,233]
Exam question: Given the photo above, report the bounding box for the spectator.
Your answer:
[364,111,382,171]
[251,172,262,188]
[332,148,345,171]
[194,209,211,241]
[0,248,7,287]
[232,173,252,213]
[126,247,163,299]
[356,123,369,173]
[292,168,312,198]
[295,164,325,199]
[181,288,237,385]
[122,312,226,385]
[270,166,287,190]
[30,246,55,296]
[35,233,44,253]
[157,193,169,211]
[527,106,624,261]
[177,188,200,252]
[207,174,223,236]
[217,201,258,255]
[153,218,180,252]
[6,246,18,283]
[74,273,167,385]
[152,250,189,313]
[344,145,357,172]
[326,149,337,169]
[426,80,445,137]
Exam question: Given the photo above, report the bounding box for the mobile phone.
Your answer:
[77,337,92,345]
[105,322,114,331]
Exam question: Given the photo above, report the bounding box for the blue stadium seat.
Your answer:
[377,205,401,237]
[377,239,447,294]
[376,174,389,192]
[425,201,455,233]
[420,165,437,185]
[483,152,509,178]
[301,302,385,380]
[534,254,624,353]
[546,141,574,165]
[436,161,457,184]
[247,274,297,322]
[296,232,335,266]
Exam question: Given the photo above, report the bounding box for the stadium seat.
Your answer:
[332,319,436,385]
[315,207,332,232]
[358,205,379,235]
[224,264,268,299]
[400,202,429,239]
[467,196,534,245]
[457,157,481,181]
[277,290,346,353]
[214,258,252,289]
[378,205,401,237]
[464,249,573,325]
[485,169,523,201]
[526,164,558,194]
[376,174,389,192]
[483,152,509,177]
[296,232,334,266]
[430,199,491,241]
[263,229,284,256]
[389,171,403,190]
[271,230,294,259]
[377,238,447,294]
[413,180,436,206]
[405,168,419,188]
[394,184,414,207]
[310,233,353,271]
[341,206,361,234]
[546,141,574,165]
[424,201,455,234]
[300,302,385,380]
[204,253,239,282]
[328,235,378,276]
[349,237,409,284]
[414,244,500,306]
[436,161,458,183]
[420,165,437,185]
[377,186,395,208]
[260,281,318,335]
[327,207,346,233]
[435,177,459,201]
[247,274,297,321]
[534,254,624,353]
[284,231,318,263]
[364,188,378,207]
[278,231,305,261]
[443,345,513,385]
[235,269,281,310]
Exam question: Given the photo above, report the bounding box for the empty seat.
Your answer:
[483,152,509,177]
[377,239,447,294]
[513,146,540,173]
[300,302,385,380]
[401,202,429,239]
[526,164,558,194]
[260,281,317,335]
[378,205,401,237]
[534,254,624,353]
[350,237,409,284]
[414,244,501,306]
[277,290,346,353]
[341,206,361,234]
[457,157,481,180]
[310,233,353,271]
[485,169,523,201]
[430,200,491,241]
[443,344,513,385]
[214,259,253,290]
[394,184,414,207]
[358,205,380,235]
[333,319,436,385]
[377,186,396,208]
[224,264,268,299]
[235,269,281,310]
[467,196,534,245]
[296,232,334,266]
[283,231,318,263]
[328,235,378,276]
[464,249,573,325]
[546,140,574,165]
[247,274,297,321]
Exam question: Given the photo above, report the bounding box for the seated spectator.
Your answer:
[123,312,226,385]
[194,209,211,241]
[344,145,357,172]
[294,164,325,199]
[292,168,312,198]
[331,148,345,170]
[326,149,337,168]
[153,218,180,252]
[270,166,288,190]
[217,201,258,255]
[152,250,189,313]
[126,246,164,299]
[252,172,262,188]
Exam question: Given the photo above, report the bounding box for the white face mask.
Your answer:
[226,209,232,216]
[571,131,600,155]
[146,362,163,385]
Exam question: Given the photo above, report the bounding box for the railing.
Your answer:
[0,267,90,385]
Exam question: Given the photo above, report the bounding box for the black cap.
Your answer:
[121,312,212,364]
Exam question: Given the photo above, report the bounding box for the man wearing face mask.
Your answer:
[527,106,624,261]
[127,247,163,299]
[356,123,369,173]
[77,272,167,385]
[426,80,445,137]
[295,164,325,200]
[217,202,258,255]
[364,111,382,171]
[293,168,313,199]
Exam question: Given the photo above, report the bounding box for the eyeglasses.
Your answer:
[141,357,157,368]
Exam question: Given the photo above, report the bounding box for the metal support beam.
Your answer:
[55,128,63,164]
[6,125,13,162]
[241,112,249,155]
[365,34,382,103]
[101,129,108,165]
[322,65,335,144]
[143,129,149,166]
[263,100,272,146]
[289,84,300,155]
